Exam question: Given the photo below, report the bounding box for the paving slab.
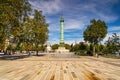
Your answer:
[0,53,120,80]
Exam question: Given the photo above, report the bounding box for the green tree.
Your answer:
[90,43,94,51]
[20,18,34,55]
[0,0,31,54]
[38,45,46,51]
[105,33,120,53]
[65,44,71,50]
[7,44,15,55]
[12,0,31,44]
[99,44,105,55]
[79,42,89,51]
[33,10,49,55]
[83,19,107,44]
[83,19,107,55]
[73,42,89,52]
[52,44,59,50]
[73,44,80,51]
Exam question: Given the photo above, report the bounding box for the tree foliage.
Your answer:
[73,42,89,51]
[105,33,120,53]
[52,44,59,50]
[33,10,48,55]
[64,44,71,50]
[83,19,107,44]
[0,1,49,55]
[0,0,31,52]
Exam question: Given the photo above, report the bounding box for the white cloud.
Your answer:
[102,26,120,44]
[65,19,85,30]
[65,40,76,45]
[93,10,118,22]
[50,38,59,45]
[103,32,120,43]
[65,38,84,44]
[48,18,86,32]
[103,33,112,43]
[29,0,62,14]
[108,26,120,31]
[65,0,118,22]
[49,23,59,31]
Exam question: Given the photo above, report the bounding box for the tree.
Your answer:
[7,44,15,55]
[83,19,107,44]
[65,44,71,50]
[79,42,89,51]
[0,0,31,53]
[11,0,31,44]
[99,44,105,54]
[52,44,59,50]
[83,19,107,55]
[38,45,46,51]
[18,10,49,55]
[33,10,49,55]
[73,44,80,51]
[72,42,89,51]
[105,33,120,53]
[20,17,34,55]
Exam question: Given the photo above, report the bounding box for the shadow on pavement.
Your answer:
[0,53,47,60]
[0,55,30,60]
[33,54,46,56]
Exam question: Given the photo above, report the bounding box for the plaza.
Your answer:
[0,53,120,80]
[0,0,120,80]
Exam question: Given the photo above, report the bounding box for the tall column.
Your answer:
[60,16,64,45]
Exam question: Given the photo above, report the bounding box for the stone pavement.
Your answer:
[0,53,120,80]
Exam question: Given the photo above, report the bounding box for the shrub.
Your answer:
[75,50,87,56]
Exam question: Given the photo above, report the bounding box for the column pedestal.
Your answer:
[55,47,69,53]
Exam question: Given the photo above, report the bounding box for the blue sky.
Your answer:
[29,0,120,44]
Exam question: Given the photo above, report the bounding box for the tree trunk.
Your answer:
[10,50,12,55]
[93,44,95,56]
[4,50,7,55]
[36,50,38,56]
